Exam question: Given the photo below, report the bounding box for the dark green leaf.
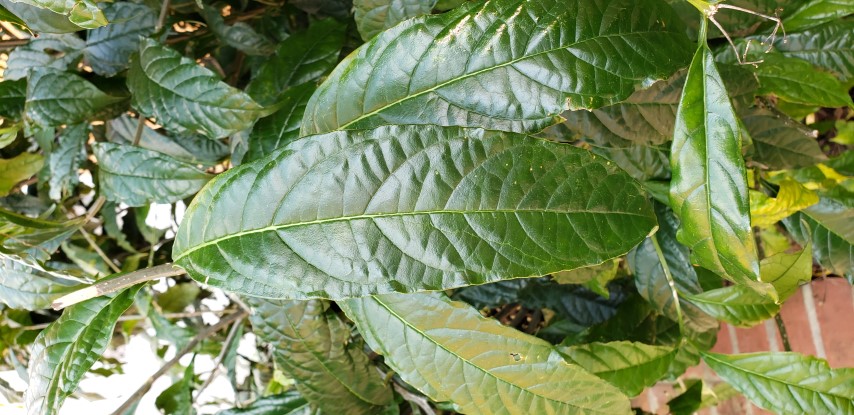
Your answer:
[128,38,266,139]
[0,254,79,310]
[667,379,703,415]
[559,341,676,397]
[785,194,853,281]
[173,125,656,299]
[5,34,84,81]
[108,114,229,167]
[290,0,352,19]
[0,79,27,120]
[245,83,315,163]
[247,298,392,414]
[342,292,633,414]
[25,285,142,415]
[245,19,346,106]
[451,279,528,309]
[519,279,625,327]
[25,68,124,127]
[781,0,854,32]
[741,105,826,170]
[669,45,773,297]
[702,351,854,414]
[216,390,311,415]
[93,142,213,207]
[301,0,693,135]
[754,54,852,108]
[0,153,42,196]
[200,5,275,56]
[353,0,435,40]
[46,123,87,201]
[84,2,157,77]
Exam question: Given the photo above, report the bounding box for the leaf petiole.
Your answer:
[651,234,687,344]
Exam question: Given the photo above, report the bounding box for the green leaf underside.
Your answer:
[342,292,633,414]
[246,298,392,414]
[46,123,87,201]
[25,286,142,415]
[703,352,854,414]
[669,46,772,298]
[108,114,229,166]
[559,341,676,397]
[785,195,854,280]
[5,34,84,81]
[93,142,212,207]
[25,68,123,127]
[173,125,656,300]
[301,0,693,135]
[0,255,78,310]
[128,38,265,138]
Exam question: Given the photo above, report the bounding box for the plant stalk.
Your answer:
[775,314,792,352]
[51,263,185,310]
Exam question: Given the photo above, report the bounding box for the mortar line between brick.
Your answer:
[726,323,740,354]
[801,284,827,358]
[763,319,780,352]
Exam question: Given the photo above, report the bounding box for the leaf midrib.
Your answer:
[174,207,651,261]
[336,29,672,130]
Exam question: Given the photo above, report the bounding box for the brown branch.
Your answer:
[109,309,248,415]
[52,263,185,310]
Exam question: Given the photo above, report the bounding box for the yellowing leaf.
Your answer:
[750,179,819,228]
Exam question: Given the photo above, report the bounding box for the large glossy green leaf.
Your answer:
[0,79,27,120]
[785,194,853,281]
[559,341,676,397]
[84,2,156,77]
[741,106,827,170]
[245,19,346,106]
[342,292,633,414]
[216,390,311,415]
[754,54,853,108]
[173,125,656,299]
[3,0,105,29]
[782,0,854,32]
[669,45,773,298]
[301,0,693,135]
[25,285,141,415]
[0,152,42,196]
[46,123,87,201]
[0,254,79,310]
[200,5,275,56]
[128,38,266,138]
[702,352,854,414]
[245,83,315,163]
[5,34,84,81]
[25,68,124,127]
[353,0,435,40]
[246,298,392,414]
[93,142,213,207]
[107,114,229,167]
